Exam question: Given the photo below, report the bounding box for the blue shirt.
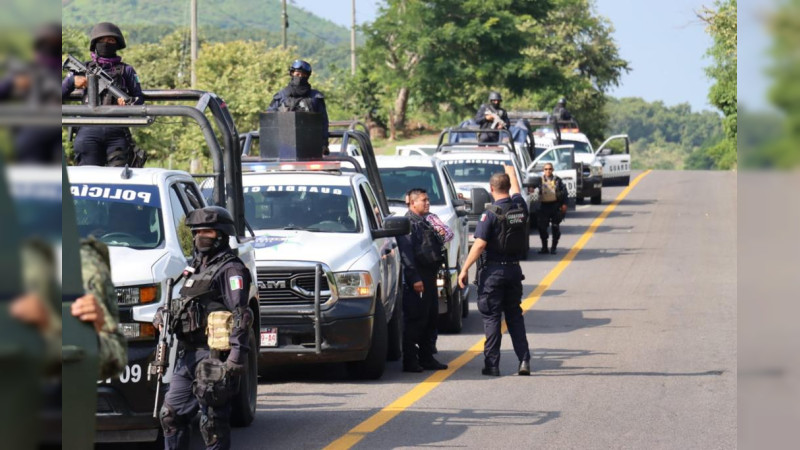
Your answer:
[474,193,527,262]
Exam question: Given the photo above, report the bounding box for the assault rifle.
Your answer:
[148,268,193,417]
[485,105,506,129]
[62,54,134,105]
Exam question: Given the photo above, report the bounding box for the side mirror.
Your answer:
[523,175,542,189]
[373,216,410,239]
[469,188,492,216]
[456,207,468,218]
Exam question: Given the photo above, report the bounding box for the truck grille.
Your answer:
[257,268,331,306]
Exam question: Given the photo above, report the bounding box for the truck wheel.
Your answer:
[346,300,387,380]
[438,285,463,333]
[591,192,602,205]
[231,327,258,427]
[386,294,402,362]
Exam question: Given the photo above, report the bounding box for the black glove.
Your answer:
[224,358,244,376]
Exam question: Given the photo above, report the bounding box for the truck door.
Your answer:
[359,182,396,308]
[527,145,578,201]
[595,134,630,186]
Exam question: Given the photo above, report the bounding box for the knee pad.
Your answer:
[159,404,178,436]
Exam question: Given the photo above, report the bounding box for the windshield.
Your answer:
[560,139,592,154]
[243,184,360,233]
[71,184,164,249]
[378,167,445,205]
[441,159,511,183]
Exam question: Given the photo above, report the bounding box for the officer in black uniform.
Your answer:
[551,97,573,124]
[459,165,531,376]
[396,188,448,373]
[154,207,253,450]
[61,22,145,166]
[536,162,568,255]
[267,59,329,148]
[475,91,510,143]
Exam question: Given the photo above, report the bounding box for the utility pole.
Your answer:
[282,0,288,49]
[190,0,198,88]
[351,0,356,75]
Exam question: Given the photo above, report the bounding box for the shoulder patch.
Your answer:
[480,213,487,222]
[229,275,244,291]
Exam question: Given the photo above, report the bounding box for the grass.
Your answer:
[371,131,441,155]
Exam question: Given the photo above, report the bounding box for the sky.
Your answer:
[291,0,768,114]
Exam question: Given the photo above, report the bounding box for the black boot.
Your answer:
[538,240,549,254]
[550,240,558,254]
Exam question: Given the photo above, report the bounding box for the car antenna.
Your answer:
[121,164,132,180]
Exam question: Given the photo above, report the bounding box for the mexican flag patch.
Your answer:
[229,275,244,291]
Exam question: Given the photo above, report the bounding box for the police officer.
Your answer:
[458,165,531,376]
[475,91,510,143]
[551,97,573,123]
[396,188,448,373]
[154,207,253,450]
[536,162,568,255]
[62,22,145,166]
[267,59,329,148]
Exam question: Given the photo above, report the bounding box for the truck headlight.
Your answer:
[334,272,375,298]
[116,284,160,306]
[119,322,157,341]
[590,164,603,177]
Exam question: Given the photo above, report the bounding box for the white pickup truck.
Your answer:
[67,166,260,441]
[375,155,471,332]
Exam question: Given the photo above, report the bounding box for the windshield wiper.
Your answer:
[282,226,320,231]
[387,198,407,204]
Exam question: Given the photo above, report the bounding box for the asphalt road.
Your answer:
[201,170,737,449]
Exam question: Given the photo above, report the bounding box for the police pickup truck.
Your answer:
[221,125,409,380]
[67,166,260,442]
[375,155,470,332]
[62,89,260,445]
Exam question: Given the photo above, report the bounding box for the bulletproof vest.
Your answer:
[172,252,236,346]
[278,95,313,112]
[541,177,558,203]
[81,61,126,106]
[407,212,445,267]
[486,202,528,257]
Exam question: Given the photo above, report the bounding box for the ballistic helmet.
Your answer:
[557,98,566,106]
[186,206,236,236]
[288,60,312,76]
[89,22,126,51]
[488,91,502,102]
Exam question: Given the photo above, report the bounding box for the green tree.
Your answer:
[699,0,737,169]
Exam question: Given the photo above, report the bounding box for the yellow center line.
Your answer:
[325,170,652,450]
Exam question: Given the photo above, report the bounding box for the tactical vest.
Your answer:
[407,212,445,267]
[80,61,128,106]
[172,252,236,346]
[541,177,558,203]
[486,202,528,257]
[278,96,313,112]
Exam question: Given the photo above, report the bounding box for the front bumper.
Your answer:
[578,175,602,198]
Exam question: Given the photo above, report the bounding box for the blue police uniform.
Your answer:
[62,60,144,166]
[267,87,329,142]
[474,103,510,143]
[474,193,531,372]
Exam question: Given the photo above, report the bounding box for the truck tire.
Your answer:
[438,285,463,333]
[386,294,402,362]
[590,191,602,205]
[231,327,258,427]
[346,300,387,380]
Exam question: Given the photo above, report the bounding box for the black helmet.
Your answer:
[185,206,236,236]
[488,91,502,102]
[89,22,126,51]
[288,59,312,76]
[557,97,566,106]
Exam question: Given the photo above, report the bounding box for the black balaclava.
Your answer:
[288,75,311,97]
[95,42,118,58]
[193,232,227,256]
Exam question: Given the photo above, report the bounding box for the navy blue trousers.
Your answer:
[73,126,129,166]
[402,268,439,365]
[477,264,530,368]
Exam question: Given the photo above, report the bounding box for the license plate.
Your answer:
[261,328,278,347]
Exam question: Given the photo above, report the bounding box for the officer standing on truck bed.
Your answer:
[458,165,531,376]
[267,59,329,150]
[475,91,510,143]
[397,188,449,373]
[61,22,145,166]
[154,207,253,450]
[536,162,568,255]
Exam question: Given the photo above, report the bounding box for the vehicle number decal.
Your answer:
[97,364,143,384]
